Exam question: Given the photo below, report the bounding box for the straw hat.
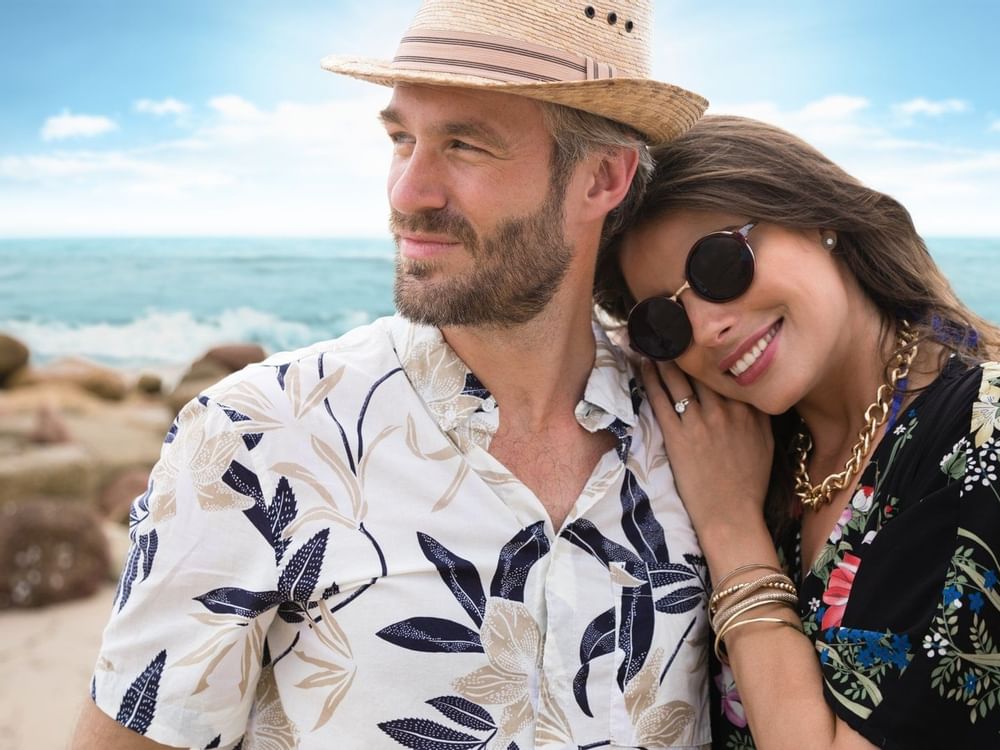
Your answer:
[321,0,707,144]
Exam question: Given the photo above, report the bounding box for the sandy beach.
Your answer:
[0,583,116,750]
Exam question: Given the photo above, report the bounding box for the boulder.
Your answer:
[167,359,230,416]
[6,357,128,401]
[135,372,163,395]
[0,443,99,506]
[29,404,71,444]
[0,499,110,609]
[202,343,267,373]
[97,467,150,523]
[0,334,30,384]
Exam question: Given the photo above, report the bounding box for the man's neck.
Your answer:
[440,285,597,432]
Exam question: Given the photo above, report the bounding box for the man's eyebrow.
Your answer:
[377,108,509,153]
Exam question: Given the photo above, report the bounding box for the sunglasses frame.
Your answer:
[627,221,757,361]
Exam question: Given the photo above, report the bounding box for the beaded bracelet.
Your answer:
[709,573,797,615]
[715,563,784,590]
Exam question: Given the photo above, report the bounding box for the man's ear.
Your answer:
[579,146,640,221]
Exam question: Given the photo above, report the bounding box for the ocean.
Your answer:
[1,236,997,373]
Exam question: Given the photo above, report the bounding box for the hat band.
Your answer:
[393,30,617,83]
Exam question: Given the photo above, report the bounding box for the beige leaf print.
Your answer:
[453,598,542,745]
[296,364,346,418]
[610,563,647,588]
[624,647,665,723]
[636,700,696,746]
[239,617,267,699]
[534,676,573,745]
[430,461,470,513]
[405,414,457,461]
[310,435,363,520]
[294,649,357,730]
[244,666,299,750]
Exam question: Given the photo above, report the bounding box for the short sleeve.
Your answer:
[92,396,279,749]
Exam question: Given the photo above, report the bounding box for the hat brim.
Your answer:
[321,54,708,144]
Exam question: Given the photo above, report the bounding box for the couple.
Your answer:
[74,1,999,748]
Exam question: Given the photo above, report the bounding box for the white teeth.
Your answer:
[728,325,779,377]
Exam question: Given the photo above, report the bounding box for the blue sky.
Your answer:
[2,0,998,237]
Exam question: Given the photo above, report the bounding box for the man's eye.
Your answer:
[450,140,484,153]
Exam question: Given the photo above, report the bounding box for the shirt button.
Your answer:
[482,397,496,412]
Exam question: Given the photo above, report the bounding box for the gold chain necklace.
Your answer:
[792,321,919,511]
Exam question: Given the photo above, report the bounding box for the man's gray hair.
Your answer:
[539,101,654,243]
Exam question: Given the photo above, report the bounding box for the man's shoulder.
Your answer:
[201,315,411,403]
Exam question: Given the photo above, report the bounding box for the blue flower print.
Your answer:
[984,570,998,589]
[969,591,985,613]
[943,585,962,607]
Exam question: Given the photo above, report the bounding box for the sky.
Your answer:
[1,0,998,238]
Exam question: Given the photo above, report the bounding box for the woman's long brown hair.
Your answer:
[596,115,1000,534]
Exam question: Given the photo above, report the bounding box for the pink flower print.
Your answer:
[821,553,862,630]
[713,663,747,728]
[828,506,853,544]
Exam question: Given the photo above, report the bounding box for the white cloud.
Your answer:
[708,95,1000,237]
[134,98,190,116]
[991,120,1000,133]
[40,111,118,141]
[894,97,969,117]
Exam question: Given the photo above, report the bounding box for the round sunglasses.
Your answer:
[627,221,757,360]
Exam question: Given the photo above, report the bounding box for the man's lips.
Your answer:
[397,234,462,260]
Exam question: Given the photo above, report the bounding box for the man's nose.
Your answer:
[388,146,448,215]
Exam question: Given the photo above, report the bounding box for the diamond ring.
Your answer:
[674,397,693,414]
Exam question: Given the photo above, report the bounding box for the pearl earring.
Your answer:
[823,234,836,249]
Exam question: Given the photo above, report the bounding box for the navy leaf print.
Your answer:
[115,649,166,735]
[560,519,642,566]
[205,736,221,749]
[573,607,615,716]
[648,563,699,588]
[418,533,486,627]
[278,528,329,602]
[573,663,594,716]
[489,522,550,602]
[276,601,306,624]
[115,543,141,612]
[617,569,655,689]
[619,469,668,564]
[194,587,284,618]
[222,460,264,503]
[462,373,491,400]
[275,363,290,390]
[378,718,481,749]
[426,696,495,731]
[164,419,179,445]
[219,405,262,451]
[242,475,298,565]
[377,617,483,653]
[655,585,704,615]
[138,530,158,581]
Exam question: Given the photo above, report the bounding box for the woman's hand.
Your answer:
[640,359,774,538]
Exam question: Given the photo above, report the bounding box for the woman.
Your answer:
[596,115,1000,748]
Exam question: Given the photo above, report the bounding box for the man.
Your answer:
[73,1,710,747]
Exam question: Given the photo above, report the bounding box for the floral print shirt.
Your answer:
[92,316,711,750]
[712,359,1000,749]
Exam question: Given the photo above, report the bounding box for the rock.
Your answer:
[6,357,128,401]
[0,334,30,384]
[0,443,99,506]
[135,372,163,395]
[97,467,150,523]
[202,343,267,373]
[167,359,230,416]
[0,499,110,609]
[29,404,71,445]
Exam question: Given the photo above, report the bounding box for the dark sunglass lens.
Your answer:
[627,297,693,360]
[687,235,754,302]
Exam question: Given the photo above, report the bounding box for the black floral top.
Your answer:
[712,359,1000,749]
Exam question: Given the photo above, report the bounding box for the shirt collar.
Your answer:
[388,315,639,441]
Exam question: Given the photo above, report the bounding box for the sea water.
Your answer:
[0,236,997,370]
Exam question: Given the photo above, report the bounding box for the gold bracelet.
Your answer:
[710,574,797,614]
[712,591,799,633]
[714,616,803,663]
[715,563,784,589]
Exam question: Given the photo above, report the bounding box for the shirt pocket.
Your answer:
[608,560,710,748]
